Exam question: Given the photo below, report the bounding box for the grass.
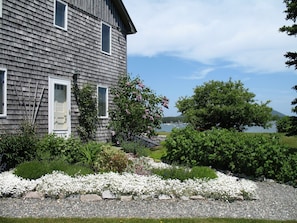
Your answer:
[279,134,297,148]
[152,166,217,181]
[0,217,297,223]
[148,145,167,161]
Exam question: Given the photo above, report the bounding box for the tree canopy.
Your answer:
[176,79,272,132]
[280,0,297,113]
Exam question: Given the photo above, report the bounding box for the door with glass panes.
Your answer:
[48,78,71,137]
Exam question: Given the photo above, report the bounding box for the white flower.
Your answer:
[0,168,258,200]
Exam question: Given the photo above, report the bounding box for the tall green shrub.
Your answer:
[163,126,297,185]
[36,134,82,164]
[0,123,38,171]
[73,78,99,142]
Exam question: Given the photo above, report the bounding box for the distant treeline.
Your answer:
[162,116,185,123]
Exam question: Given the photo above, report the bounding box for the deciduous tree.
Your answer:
[176,79,272,131]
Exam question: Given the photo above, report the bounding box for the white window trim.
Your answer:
[97,85,109,119]
[54,0,68,31]
[101,21,112,55]
[0,0,3,18]
[0,68,7,118]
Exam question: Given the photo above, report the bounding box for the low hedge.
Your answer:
[14,160,93,179]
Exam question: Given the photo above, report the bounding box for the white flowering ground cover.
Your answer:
[0,162,258,201]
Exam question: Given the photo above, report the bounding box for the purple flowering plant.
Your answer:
[109,74,169,142]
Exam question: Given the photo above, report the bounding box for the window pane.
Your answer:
[0,0,3,18]
[98,87,107,117]
[102,23,110,53]
[55,1,66,28]
[54,84,68,130]
[0,71,4,114]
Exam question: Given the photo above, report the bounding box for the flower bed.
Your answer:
[0,168,258,201]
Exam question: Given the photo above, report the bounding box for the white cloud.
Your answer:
[123,0,295,73]
[180,68,215,80]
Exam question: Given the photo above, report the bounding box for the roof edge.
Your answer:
[113,0,137,34]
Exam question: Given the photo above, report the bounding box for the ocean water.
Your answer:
[158,122,277,133]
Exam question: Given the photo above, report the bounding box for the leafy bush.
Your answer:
[14,160,93,179]
[78,141,104,171]
[73,82,99,142]
[0,130,37,171]
[109,74,169,142]
[152,166,217,182]
[121,141,149,157]
[163,126,297,185]
[36,134,82,164]
[276,116,297,135]
[14,160,49,179]
[96,145,129,173]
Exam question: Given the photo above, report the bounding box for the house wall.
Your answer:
[0,0,128,141]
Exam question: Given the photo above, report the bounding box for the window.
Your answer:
[54,0,68,30]
[101,22,111,54]
[0,0,3,18]
[98,86,108,118]
[0,69,7,117]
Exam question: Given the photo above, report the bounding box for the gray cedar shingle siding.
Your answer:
[0,0,136,141]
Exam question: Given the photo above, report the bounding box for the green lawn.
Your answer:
[279,134,297,148]
[0,217,297,223]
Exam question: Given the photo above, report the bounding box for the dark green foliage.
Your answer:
[73,81,99,142]
[152,166,217,182]
[36,134,82,164]
[163,126,297,185]
[14,160,93,179]
[78,141,104,171]
[280,0,297,116]
[0,124,38,171]
[276,116,297,135]
[162,116,185,123]
[176,79,272,132]
[121,141,150,157]
[279,0,297,69]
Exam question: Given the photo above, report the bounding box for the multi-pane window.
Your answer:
[54,0,68,30]
[0,69,7,117]
[0,0,3,18]
[101,22,111,54]
[98,86,108,118]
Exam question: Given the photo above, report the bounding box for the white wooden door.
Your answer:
[49,78,71,137]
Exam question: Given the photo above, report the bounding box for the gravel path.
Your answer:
[0,181,296,220]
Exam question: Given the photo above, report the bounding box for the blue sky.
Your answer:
[122,0,296,117]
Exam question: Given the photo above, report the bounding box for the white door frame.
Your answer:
[48,77,71,137]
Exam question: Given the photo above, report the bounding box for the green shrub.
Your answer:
[36,134,82,164]
[14,160,49,179]
[276,116,297,135]
[14,160,93,179]
[152,166,217,182]
[121,141,149,157]
[96,145,129,173]
[78,141,103,171]
[0,128,38,171]
[163,126,297,185]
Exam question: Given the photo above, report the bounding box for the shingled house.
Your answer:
[0,0,136,141]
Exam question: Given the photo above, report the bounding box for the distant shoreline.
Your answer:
[158,122,277,133]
